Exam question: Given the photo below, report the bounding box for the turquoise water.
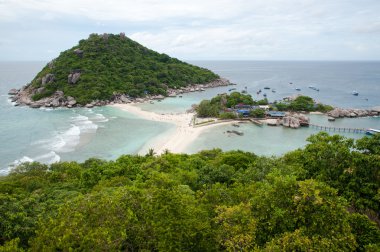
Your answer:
[186,115,380,155]
[0,61,379,173]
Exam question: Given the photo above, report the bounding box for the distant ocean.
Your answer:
[0,61,379,174]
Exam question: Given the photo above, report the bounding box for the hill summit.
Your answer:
[10,33,229,108]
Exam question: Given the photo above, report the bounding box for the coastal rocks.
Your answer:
[328,108,379,119]
[68,72,81,84]
[67,96,77,106]
[282,116,301,128]
[41,73,55,85]
[8,88,19,95]
[282,114,310,128]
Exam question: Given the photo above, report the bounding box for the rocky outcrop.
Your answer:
[328,108,379,118]
[68,72,81,84]
[8,88,19,95]
[282,113,310,129]
[9,78,232,109]
[41,74,55,85]
[73,49,84,57]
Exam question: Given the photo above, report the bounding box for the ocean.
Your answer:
[0,61,379,173]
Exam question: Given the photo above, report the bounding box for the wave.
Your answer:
[92,113,109,123]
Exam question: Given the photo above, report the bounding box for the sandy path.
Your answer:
[110,103,233,155]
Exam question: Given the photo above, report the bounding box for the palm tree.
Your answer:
[146,148,156,157]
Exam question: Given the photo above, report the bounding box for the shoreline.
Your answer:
[110,103,235,155]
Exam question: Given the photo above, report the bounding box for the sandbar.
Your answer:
[110,103,234,155]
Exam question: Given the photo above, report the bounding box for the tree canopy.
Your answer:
[28,33,219,104]
[0,133,379,251]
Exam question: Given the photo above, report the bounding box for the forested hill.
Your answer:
[1,133,379,251]
[17,33,219,105]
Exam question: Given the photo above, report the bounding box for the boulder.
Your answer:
[67,96,77,106]
[8,88,19,95]
[85,104,94,108]
[36,87,45,94]
[30,103,41,108]
[73,48,84,57]
[120,95,130,103]
[41,73,55,85]
[282,116,301,128]
[68,72,81,84]
[51,98,60,107]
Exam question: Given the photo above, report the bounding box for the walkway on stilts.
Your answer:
[309,124,367,134]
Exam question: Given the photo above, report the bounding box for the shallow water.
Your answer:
[0,61,379,173]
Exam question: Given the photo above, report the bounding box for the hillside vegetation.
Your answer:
[28,33,219,104]
[1,133,379,251]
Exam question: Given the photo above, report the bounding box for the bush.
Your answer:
[219,112,237,119]
[249,109,265,118]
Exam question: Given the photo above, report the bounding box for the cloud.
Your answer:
[0,0,379,60]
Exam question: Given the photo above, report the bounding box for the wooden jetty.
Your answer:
[249,119,264,126]
[309,124,366,134]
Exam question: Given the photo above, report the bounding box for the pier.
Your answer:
[309,124,366,134]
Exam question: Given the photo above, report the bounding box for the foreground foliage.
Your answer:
[29,33,219,104]
[0,133,379,251]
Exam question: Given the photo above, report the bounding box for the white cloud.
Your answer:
[0,0,379,60]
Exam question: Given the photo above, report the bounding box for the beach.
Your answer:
[111,103,234,155]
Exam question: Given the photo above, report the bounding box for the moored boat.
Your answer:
[352,91,359,96]
[366,128,380,135]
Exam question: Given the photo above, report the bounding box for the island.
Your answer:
[9,33,231,108]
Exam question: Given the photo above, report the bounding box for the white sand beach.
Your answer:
[111,103,234,155]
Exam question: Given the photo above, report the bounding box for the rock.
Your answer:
[67,96,77,106]
[85,104,94,108]
[48,60,55,69]
[349,112,356,118]
[68,72,81,84]
[55,90,64,97]
[120,95,130,103]
[73,48,84,57]
[328,108,342,118]
[41,73,55,85]
[8,88,19,95]
[51,98,60,107]
[36,87,45,94]
[30,103,41,108]
[282,116,301,128]
[120,32,126,39]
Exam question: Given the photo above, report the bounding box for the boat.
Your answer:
[228,88,236,91]
[289,82,293,84]
[264,87,270,90]
[366,128,380,135]
[328,117,336,121]
[309,86,319,91]
[272,89,276,93]
[295,88,301,91]
[227,130,244,136]
[352,91,359,96]
[242,90,247,94]
[263,93,267,97]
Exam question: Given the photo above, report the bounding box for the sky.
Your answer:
[1,0,380,61]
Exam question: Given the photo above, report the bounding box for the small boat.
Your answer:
[263,93,267,97]
[272,89,276,93]
[366,128,380,135]
[264,87,270,90]
[227,130,244,136]
[295,88,301,91]
[242,90,247,94]
[309,86,320,91]
[352,91,359,96]
[289,82,293,85]
[228,88,236,91]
